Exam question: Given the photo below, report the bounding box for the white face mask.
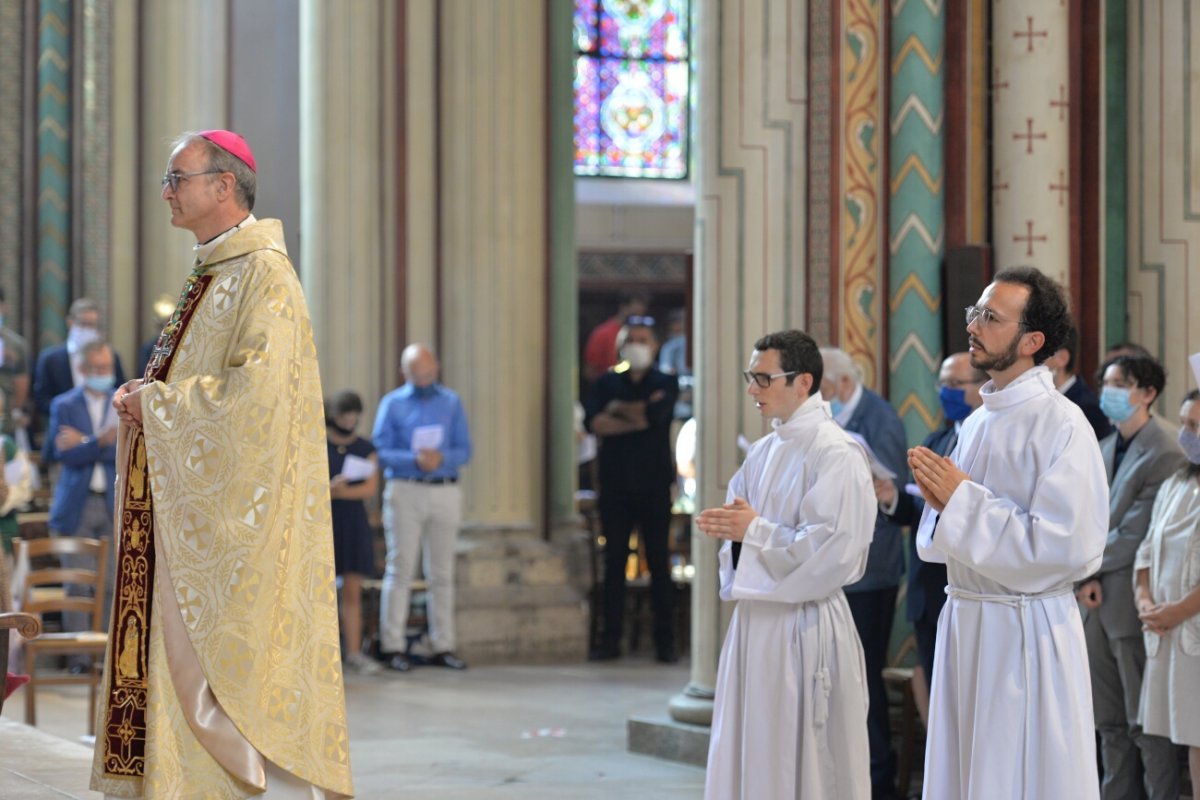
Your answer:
[623,343,654,371]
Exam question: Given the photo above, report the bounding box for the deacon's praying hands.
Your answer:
[908,445,969,513]
[696,497,758,542]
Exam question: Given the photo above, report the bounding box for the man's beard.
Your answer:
[969,330,1022,373]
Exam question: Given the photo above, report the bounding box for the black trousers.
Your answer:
[847,586,899,794]
[599,485,674,652]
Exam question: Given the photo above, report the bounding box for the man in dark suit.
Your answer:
[1077,354,1185,800]
[874,352,986,721]
[820,346,908,800]
[1045,324,1113,440]
[32,297,127,436]
[43,340,119,638]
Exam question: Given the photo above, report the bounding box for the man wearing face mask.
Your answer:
[32,297,127,438]
[585,315,680,662]
[374,343,473,672]
[43,340,119,642]
[875,352,985,721]
[1077,354,1186,800]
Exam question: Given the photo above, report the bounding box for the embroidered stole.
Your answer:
[97,267,214,780]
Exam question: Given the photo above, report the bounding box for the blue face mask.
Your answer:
[412,383,437,399]
[1099,386,1136,423]
[939,385,973,422]
[1179,427,1200,465]
[84,374,115,393]
[829,398,845,417]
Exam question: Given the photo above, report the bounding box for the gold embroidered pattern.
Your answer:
[97,270,214,783]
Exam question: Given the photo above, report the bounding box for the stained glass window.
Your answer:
[574,0,690,179]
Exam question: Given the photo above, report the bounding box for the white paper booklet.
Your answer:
[339,454,376,482]
[410,424,444,452]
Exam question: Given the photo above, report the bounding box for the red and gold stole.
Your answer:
[97,266,215,779]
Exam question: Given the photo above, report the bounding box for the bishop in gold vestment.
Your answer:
[91,212,354,796]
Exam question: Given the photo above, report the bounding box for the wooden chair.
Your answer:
[13,536,109,734]
[0,551,42,715]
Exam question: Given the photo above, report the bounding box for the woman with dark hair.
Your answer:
[326,390,381,675]
[1135,388,1200,791]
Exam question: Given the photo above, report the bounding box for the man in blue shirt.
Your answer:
[373,343,472,672]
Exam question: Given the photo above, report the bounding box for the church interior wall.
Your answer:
[3,0,1200,669]
[1127,0,1200,411]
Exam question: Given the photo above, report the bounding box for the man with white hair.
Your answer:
[374,343,473,673]
[820,346,908,800]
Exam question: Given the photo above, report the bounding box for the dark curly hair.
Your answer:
[994,267,1073,366]
[753,330,823,391]
[1104,354,1167,400]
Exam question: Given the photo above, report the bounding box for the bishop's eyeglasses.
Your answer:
[161,169,222,192]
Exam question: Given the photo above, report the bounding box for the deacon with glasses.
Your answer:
[910,267,1108,800]
[95,130,352,798]
[700,330,874,799]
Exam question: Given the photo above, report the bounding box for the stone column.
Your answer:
[298,0,392,412]
[75,0,113,316]
[437,0,547,531]
[139,0,228,312]
[675,0,811,731]
[108,0,139,363]
[991,1,1070,285]
[415,0,585,662]
[888,0,944,442]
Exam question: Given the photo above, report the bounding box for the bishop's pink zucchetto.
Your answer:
[197,129,256,173]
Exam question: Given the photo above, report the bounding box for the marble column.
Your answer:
[138,0,229,315]
[36,0,71,349]
[888,0,944,442]
[838,0,886,386]
[299,0,393,413]
[0,1,24,328]
[679,0,810,728]
[547,0,579,539]
[991,0,1070,285]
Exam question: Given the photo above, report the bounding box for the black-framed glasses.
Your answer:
[624,315,656,328]
[965,305,1027,329]
[742,370,797,388]
[161,169,222,192]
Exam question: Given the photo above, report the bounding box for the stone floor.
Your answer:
[1,656,705,799]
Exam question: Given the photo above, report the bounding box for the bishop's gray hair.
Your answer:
[170,132,256,211]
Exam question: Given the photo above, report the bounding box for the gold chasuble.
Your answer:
[92,219,354,798]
